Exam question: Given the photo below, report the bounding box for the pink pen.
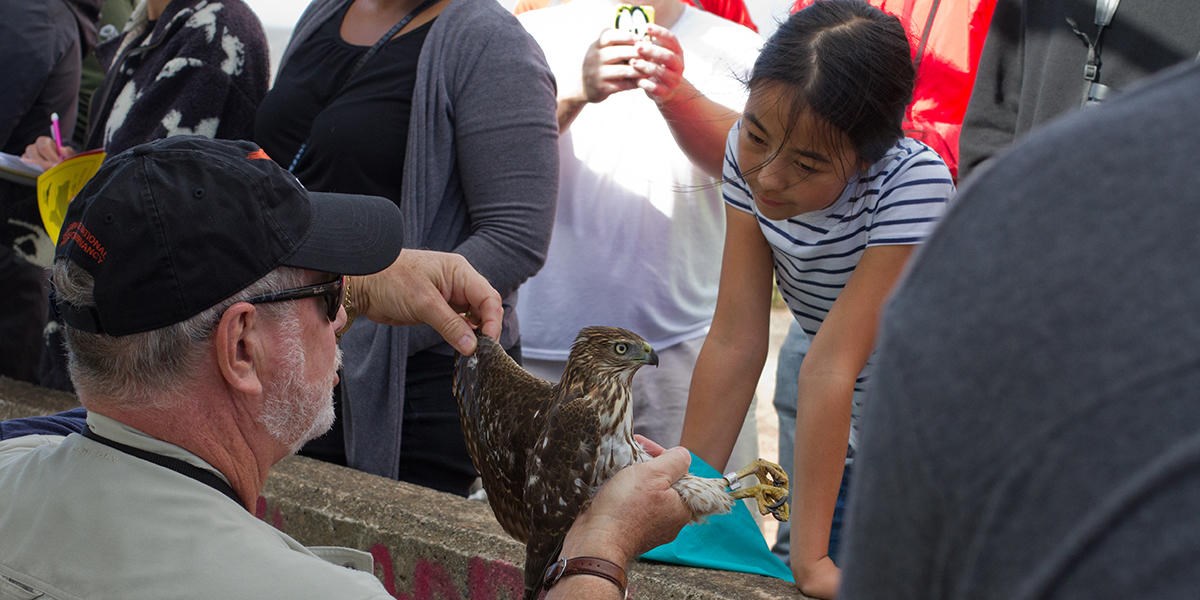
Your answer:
[50,112,65,160]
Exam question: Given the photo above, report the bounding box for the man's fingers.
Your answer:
[437,312,480,356]
[446,250,506,343]
[471,293,504,342]
[643,446,691,482]
[359,250,503,355]
[634,434,666,456]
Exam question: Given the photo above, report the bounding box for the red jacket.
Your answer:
[691,0,757,31]
[792,0,996,180]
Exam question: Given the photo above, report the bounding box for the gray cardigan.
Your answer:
[281,0,558,477]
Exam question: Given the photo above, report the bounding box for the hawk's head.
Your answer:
[563,326,659,387]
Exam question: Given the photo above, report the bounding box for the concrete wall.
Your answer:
[0,377,804,599]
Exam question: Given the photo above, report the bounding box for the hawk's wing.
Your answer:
[521,394,607,599]
[453,334,556,543]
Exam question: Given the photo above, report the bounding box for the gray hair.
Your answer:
[51,261,308,406]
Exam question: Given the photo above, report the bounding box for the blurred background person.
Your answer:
[959,0,1200,180]
[841,60,1200,600]
[254,0,558,495]
[23,0,269,166]
[0,0,101,384]
[70,0,139,149]
[24,0,271,392]
[515,0,765,475]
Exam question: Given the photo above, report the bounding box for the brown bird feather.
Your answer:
[454,326,757,600]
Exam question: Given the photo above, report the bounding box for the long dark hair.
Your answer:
[752,0,914,165]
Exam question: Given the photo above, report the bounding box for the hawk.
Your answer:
[453,326,789,600]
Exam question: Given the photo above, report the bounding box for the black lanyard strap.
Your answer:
[81,428,242,506]
[288,0,442,173]
[1068,0,1121,82]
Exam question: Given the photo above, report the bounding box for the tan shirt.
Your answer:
[0,413,391,600]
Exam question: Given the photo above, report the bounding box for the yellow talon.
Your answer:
[723,458,790,522]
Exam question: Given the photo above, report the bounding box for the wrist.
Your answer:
[561,92,590,110]
[560,516,636,567]
[542,555,628,598]
[339,275,366,334]
[655,87,687,113]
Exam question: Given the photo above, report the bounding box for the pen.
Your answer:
[50,112,65,160]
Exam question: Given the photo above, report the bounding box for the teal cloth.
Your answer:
[640,453,795,582]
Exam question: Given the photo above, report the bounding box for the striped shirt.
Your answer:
[723,120,954,451]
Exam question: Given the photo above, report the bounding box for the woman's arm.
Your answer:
[679,206,775,471]
[449,24,559,297]
[789,243,916,599]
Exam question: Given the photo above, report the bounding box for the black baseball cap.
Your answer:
[55,136,404,336]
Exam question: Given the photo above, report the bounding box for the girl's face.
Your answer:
[738,82,861,220]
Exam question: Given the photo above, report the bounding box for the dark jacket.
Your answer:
[86,0,269,154]
[959,0,1200,180]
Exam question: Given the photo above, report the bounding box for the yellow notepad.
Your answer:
[37,149,107,242]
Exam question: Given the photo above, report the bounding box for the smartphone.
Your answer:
[614,4,655,39]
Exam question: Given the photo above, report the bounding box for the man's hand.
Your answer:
[557,439,692,569]
[355,249,503,356]
[792,554,841,599]
[632,24,689,106]
[22,135,75,170]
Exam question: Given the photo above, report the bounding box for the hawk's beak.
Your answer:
[644,343,659,367]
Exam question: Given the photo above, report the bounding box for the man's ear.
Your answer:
[214,302,265,396]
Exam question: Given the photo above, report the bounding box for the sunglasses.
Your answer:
[244,276,344,322]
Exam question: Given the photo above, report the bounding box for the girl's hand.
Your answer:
[22,136,75,170]
[632,23,687,106]
[792,555,841,599]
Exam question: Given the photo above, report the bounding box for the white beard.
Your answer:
[258,313,341,454]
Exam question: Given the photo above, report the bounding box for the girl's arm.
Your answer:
[790,243,916,599]
[679,206,775,471]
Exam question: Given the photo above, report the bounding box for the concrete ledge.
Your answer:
[0,377,803,599]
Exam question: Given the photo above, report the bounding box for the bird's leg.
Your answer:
[723,459,790,522]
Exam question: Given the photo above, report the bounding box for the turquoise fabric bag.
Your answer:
[640,453,795,583]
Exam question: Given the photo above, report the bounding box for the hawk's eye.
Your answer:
[614,342,629,355]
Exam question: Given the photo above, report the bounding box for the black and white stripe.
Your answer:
[723,121,954,451]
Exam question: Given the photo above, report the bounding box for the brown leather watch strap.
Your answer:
[542,556,628,596]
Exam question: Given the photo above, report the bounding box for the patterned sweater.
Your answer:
[86,0,269,154]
